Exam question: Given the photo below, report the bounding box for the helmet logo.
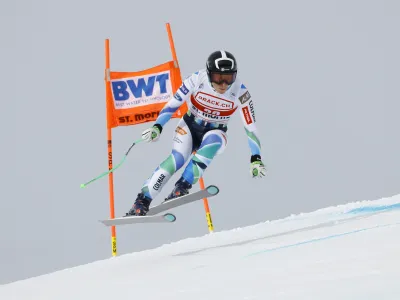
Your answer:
[215,57,235,70]
[214,50,235,70]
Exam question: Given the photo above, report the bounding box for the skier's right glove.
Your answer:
[250,155,266,178]
[141,124,162,142]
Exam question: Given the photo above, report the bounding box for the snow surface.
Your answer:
[1,195,400,300]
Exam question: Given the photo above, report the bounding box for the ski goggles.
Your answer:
[210,72,237,85]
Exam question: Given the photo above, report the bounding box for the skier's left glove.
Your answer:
[250,155,266,178]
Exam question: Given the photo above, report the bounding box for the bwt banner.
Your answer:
[111,71,172,108]
[105,61,187,128]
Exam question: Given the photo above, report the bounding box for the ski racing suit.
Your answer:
[140,69,262,201]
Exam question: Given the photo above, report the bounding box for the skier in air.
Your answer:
[126,50,266,216]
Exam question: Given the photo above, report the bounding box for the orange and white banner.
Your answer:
[105,61,187,128]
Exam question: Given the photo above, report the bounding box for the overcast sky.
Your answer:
[2,0,399,285]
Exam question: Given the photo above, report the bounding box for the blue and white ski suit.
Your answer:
[140,69,262,200]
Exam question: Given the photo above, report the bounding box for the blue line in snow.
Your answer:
[346,203,400,214]
[245,222,400,257]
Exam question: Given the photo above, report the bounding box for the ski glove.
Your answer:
[250,155,266,178]
[141,124,162,142]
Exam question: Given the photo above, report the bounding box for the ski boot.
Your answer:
[164,177,192,202]
[125,193,151,216]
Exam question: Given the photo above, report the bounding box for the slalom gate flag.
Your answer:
[105,61,187,129]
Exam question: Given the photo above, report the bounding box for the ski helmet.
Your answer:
[206,50,237,85]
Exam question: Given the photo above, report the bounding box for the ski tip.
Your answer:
[163,213,177,222]
[206,185,219,195]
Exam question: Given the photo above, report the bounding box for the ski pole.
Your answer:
[80,138,144,188]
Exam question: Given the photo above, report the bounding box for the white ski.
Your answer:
[100,213,176,227]
[99,185,219,227]
[147,185,219,216]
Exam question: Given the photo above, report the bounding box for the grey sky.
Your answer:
[2,0,399,285]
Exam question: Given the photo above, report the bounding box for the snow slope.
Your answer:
[1,195,400,300]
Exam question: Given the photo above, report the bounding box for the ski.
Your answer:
[99,185,219,226]
[147,185,219,216]
[100,213,176,227]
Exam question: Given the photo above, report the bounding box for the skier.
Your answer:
[126,50,266,216]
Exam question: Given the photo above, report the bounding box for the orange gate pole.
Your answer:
[105,39,118,256]
[198,177,214,232]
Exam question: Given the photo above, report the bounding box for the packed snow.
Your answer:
[1,194,399,300]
